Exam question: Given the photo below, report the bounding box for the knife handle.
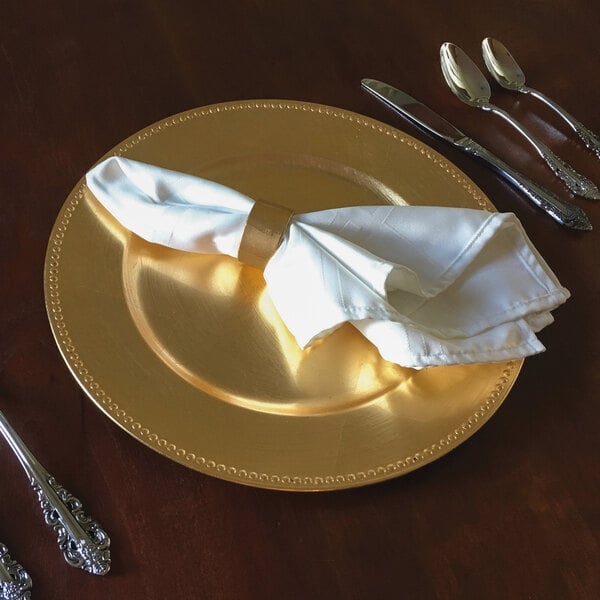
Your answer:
[456,137,592,230]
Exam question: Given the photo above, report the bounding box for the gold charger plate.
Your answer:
[45,100,522,491]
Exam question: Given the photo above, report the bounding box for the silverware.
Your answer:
[440,42,600,200]
[0,543,32,600]
[0,409,110,576]
[482,37,600,159]
[361,78,592,230]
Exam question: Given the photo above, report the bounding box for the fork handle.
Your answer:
[0,410,110,576]
[0,542,32,600]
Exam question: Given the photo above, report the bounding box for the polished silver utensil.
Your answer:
[0,543,32,600]
[0,409,110,576]
[482,37,600,159]
[361,78,592,230]
[440,42,600,199]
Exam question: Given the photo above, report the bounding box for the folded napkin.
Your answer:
[86,157,569,369]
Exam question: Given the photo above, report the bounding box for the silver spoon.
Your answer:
[0,409,110,576]
[482,37,600,159]
[440,42,600,199]
[0,543,32,600]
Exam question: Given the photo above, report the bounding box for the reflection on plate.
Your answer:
[44,100,521,491]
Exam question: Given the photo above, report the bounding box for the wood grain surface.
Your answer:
[1,1,598,598]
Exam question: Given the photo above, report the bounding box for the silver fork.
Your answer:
[0,543,32,600]
[0,408,110,577]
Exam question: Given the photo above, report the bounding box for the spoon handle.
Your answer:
[0,543,32,600]
[521,86,600,159]
[0,409,110,576]
[457,138,592,230]
[484,103,600,199]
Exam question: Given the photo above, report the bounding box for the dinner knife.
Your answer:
[361,78,592,231]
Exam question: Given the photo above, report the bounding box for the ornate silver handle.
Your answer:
[0,543,32,600]
[484,102,600,199]
[457,137,592,230]
[0,410,110,576]
[523,86,600,159]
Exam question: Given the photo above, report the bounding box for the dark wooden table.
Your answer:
[1,1,599,598]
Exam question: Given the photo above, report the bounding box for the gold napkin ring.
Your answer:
[237,200,295,270]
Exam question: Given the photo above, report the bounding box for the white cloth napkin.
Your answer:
[86,156,570,369]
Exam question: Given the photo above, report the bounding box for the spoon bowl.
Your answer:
[440,43,491,108]
[482,38,526,90]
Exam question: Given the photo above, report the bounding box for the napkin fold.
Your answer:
[86,157,570,369]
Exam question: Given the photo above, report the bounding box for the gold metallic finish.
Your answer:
[44,100,522,491]
[237,200,295,269]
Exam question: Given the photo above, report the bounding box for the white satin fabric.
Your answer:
[87,157,569,368]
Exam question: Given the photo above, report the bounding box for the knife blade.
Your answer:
[361,78,592,231]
